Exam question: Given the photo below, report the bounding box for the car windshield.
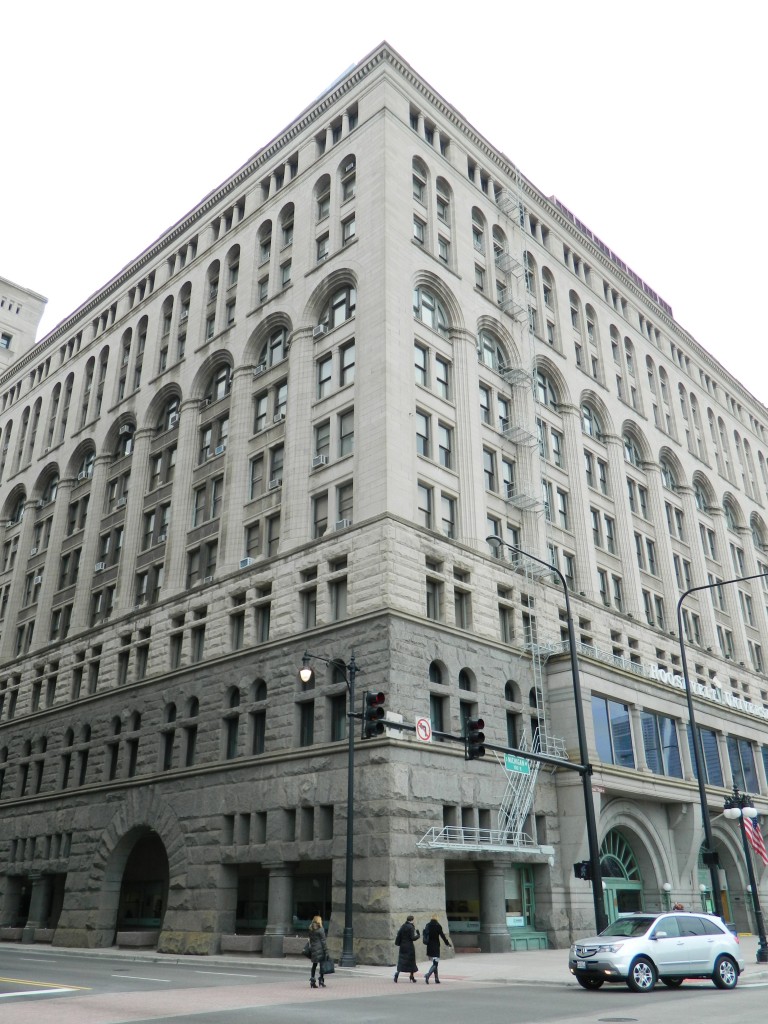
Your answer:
[598,916,655,937]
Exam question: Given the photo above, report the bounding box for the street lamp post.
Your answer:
[299,650,358,967]
[486,537,608,934]
[723,787,768,963]
[677,571,768,923]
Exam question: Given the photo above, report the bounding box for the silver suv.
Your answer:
[569,911,745,992]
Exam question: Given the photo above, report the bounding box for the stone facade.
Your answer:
[1,44,767,962]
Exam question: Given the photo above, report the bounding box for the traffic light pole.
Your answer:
[486,537,607,934]
[299,651,358,967]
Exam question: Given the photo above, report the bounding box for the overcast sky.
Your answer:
[3,2,766,402]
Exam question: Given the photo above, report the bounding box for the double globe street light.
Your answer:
[723,787,768,963]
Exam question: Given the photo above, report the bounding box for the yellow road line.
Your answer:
[0,976,90,990]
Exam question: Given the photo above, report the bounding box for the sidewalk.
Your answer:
[9,934,768,987]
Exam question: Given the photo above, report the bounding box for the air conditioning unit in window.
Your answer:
[239,557,256,569]
[94,562,106,572]
[168,413,179,427]
[77,470,88,481]
[268,477,282,489]
[116,497,127,508]
[273,412,285,423]
[335,518,352,530]
[312,454,328,468]
[203,575,213,584]
[313,324,328,339]
[214,444,227,455]
[33,575,43,585]
[253,362,267,376]
[35,499,44,510]
[157,532,167,542]
[344,160,355,173]
[201,397,211,407]
[119,424,133,435]
[29,547,38,556]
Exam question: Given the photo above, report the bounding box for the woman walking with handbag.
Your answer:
[307,915,329,988]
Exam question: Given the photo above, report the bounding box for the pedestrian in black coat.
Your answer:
[423,915,451,983]
[308,915,328,988]
[393,914,420,982]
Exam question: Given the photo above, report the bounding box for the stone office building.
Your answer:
[1,43,767,962]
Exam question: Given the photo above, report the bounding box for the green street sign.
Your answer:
[505,754,530,774]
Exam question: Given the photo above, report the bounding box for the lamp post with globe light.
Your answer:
[723,787,768,963]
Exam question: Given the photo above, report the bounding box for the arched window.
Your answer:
[314,175,331,222]
[252,679,267,702]
[428,662,443,685]
[478,330,507,371]
[206,364,232,403]
[535,370,558,407]
[581,403,603,438]
[78,450,95,479]
[504,680,520,703]
[623,434,642,467]
[259,326,288,367]
[724,502,738,532]
[660,458,677,490]
[413,287,448,335]
[694,481,708,510]
[320,285,356,330]
[158,397,180,431]
[115,426,134,458]
[471,207,486,255]
[42,474,58,503]
[458,669,473,691]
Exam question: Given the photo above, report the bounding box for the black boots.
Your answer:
[393,972,399,983]
[310,978,317,988]
[319,977,326,987]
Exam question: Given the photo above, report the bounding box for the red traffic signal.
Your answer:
[362,691,386,738]
[465,717,486,760]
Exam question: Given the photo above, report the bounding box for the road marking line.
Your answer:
[194,971,267,979]
[111,975,172,983]
[0,989,82,999]
[0,976,89,990]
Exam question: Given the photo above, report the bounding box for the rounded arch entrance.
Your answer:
[86,790,187,947]
[600,829,643,921]
[115,829,170,934]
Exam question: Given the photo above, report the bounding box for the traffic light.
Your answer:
[465,717,486,760]
[362,691,386,738]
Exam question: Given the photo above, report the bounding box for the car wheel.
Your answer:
[626,956,657,992]
[576,976,604,990]
[712,954,739,989]
[661,977,684,988]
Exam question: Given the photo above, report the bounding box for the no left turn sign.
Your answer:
[415,717,432,742]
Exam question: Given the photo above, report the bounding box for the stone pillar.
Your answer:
[560,405,597,594]
[69,454,112,632]
[678,485,718,647]
[21,872,52,943]
[163,400,199,596]
[642,461,678,629]
[221,367,255,567]
[629,703,649,771]
[477,861,509,953]
[604,433,643,616]
[114,427,154,613]
[29,476,75,647]
[262,862,294,958]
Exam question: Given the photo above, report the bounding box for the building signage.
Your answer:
[648,664,768,722]
[504,754,530,774]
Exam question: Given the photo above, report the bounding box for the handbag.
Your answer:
[321,957,335,974]
[302,940,312,958]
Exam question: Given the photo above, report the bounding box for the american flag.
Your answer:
[743,816,768,868]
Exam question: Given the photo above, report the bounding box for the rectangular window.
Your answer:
[641,712,683,778]
[340,342,355,386]
[592,696,635,768]
[417,483,433,530]
[687,725,724,785]
[416,411,431,458]
[317,355,332,399]
[415,344,428,386]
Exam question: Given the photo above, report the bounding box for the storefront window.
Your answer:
[641,711,683,778]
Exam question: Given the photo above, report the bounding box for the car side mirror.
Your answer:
[651,930,667,939]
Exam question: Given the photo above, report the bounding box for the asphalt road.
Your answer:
[1,946,767,1024]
